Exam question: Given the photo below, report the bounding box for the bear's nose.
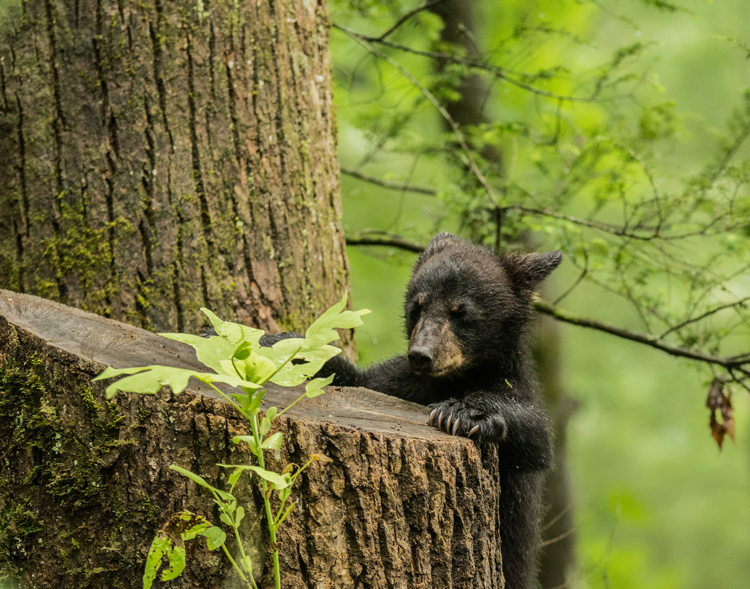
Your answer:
[408,346,434,373]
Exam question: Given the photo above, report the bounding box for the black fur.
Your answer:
[315,233,561,589]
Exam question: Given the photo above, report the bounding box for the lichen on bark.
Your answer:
[0,0,351,350]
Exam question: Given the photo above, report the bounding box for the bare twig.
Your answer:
[333,23,598,103]
[659,295,750,339]
[539,527,577,548]
[340,31,497,201]
[341,166,438,195]
[375,0,447,41]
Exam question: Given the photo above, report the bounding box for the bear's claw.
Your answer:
[427,399,490,441]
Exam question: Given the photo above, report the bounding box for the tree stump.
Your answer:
[0,289,504,589]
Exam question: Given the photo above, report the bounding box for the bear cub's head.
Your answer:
[404,233,561,378]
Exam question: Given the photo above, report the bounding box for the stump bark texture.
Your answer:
[0,290,505,589]
[0,0,350,339]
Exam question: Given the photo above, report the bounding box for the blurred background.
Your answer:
[329,1,750,587]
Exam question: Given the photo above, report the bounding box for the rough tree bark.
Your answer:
[0,290,506,588]
[0,0,350,341]
[428,2,578,585]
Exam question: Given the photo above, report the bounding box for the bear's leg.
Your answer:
[499,470,543,589]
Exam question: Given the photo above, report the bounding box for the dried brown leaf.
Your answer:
[706,379,735,449]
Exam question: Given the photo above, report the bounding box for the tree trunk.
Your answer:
[0,0,350,343]
[0,290,505,588]
[532,315,577,588]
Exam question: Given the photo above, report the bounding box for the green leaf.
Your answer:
[161,545,186,581]
[202,526,226,550]
[227,323,265,346]
[235,506,245,527]
[260,417,271,437]
[233,341,253,360]
[142,536,170,589]
[170,465,216,491]
[306,375,334,399]
[201,308,226,333]
[181,521,209,541]
[264,345,342,387]
[304,292,370,348]
[214,488,235,502]
[176,515,225,550]
[279,485,291,505]
[94,365,148,382]
[219,512,232,526]
[228,468,244,487]
[228,351,277,382]
[266,406,278,421]
[159,332,235,375]
[241,555,254,575]
[96,365,261,400]
[232,389,264,415]
[232,435,260,455]
[216,464,291,489]
[261,432,283,450]
[275,473,294,491]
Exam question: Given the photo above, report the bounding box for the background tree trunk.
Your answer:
[0,0,350,344]
[429,2,578,585]
[0,290,505,588]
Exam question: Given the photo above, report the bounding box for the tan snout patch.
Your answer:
[409,317,466,377]
[432,323,465,375]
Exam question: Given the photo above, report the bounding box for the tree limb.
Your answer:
[532,299,749,372]
[341,166,438,195]
[345,231,425,253]
[375,0,447,42]
[344,233,750,377]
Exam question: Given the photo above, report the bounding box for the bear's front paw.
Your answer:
[427,399,506,442]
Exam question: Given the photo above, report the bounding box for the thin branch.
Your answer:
[376,0,447,41]
[345,231,425,253]
[345,234,750,377]
[542,504,574,532]
[341,31,496,201]
[533,299,749,371]
[343,165,743,242]
[554,266,588,306]
[659,295,750,339]
[539,527,577,548]
[333,23,597,103]
[341,166,438,195]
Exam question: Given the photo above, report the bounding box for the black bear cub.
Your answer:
[318,233,561,589]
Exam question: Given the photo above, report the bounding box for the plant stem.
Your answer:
[212,490,257,588]
[253,413,282,589]
[203,380,247,417]
[259,345,303,384]
[221,543,253,588]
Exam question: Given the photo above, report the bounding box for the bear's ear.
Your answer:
[413,232,462,273]
[502,250,562,293]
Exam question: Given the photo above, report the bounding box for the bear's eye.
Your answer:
[408,300,421,320]
[450,302,476,322]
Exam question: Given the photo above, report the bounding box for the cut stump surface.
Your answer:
[0,290,503,588]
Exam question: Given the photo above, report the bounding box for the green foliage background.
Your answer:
[330,0,750,587]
